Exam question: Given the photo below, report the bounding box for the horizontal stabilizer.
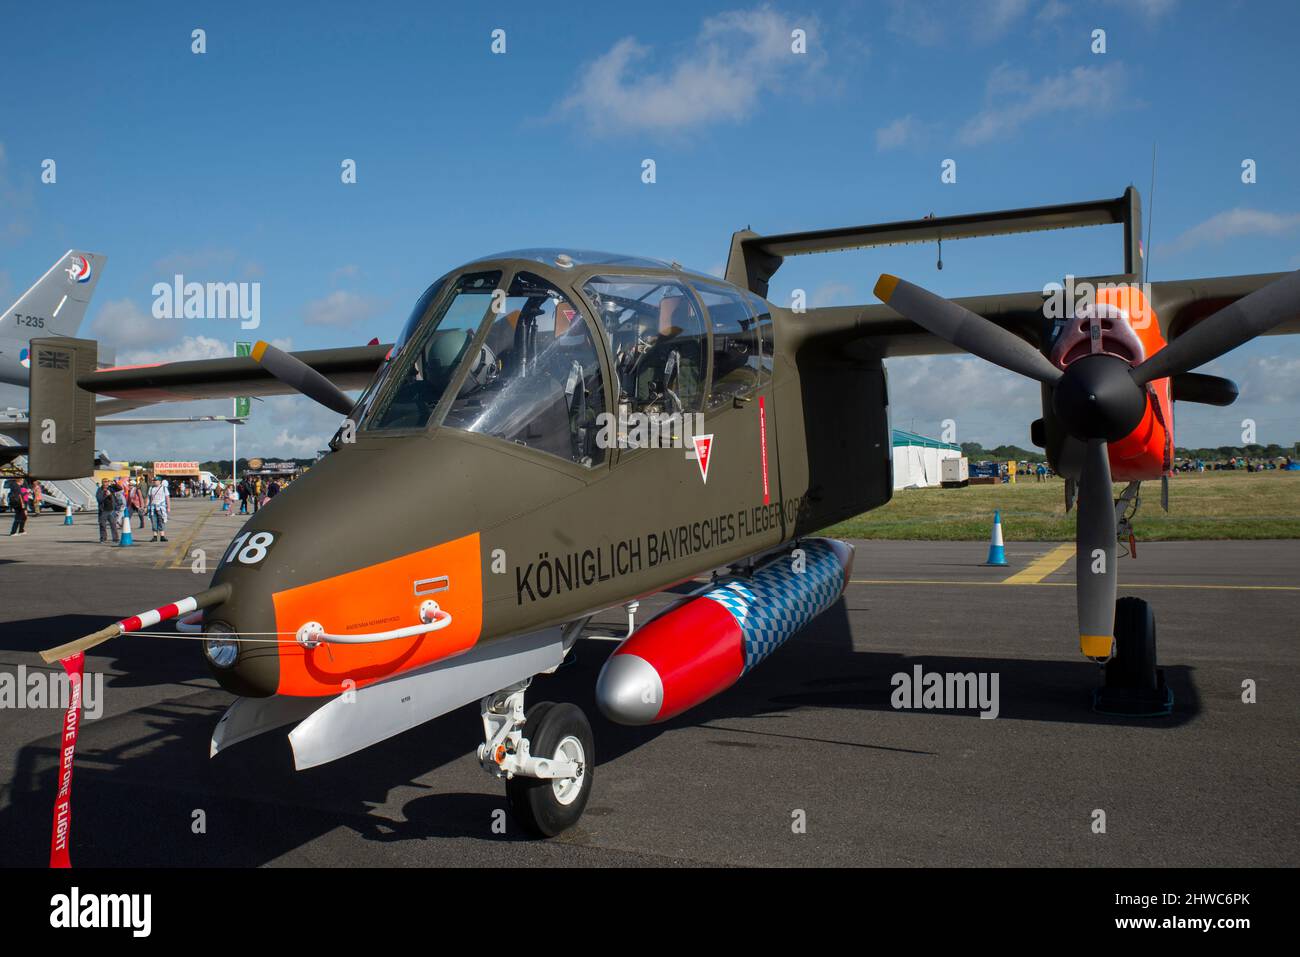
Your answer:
[728,188,1142,297]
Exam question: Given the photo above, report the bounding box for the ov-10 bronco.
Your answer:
[35,188,1300,837]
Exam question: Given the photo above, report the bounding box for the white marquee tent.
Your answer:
[891,429,963,489]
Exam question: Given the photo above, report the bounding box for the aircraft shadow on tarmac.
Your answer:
[0,599,1199,865]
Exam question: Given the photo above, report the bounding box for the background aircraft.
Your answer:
[35,190,1300,836]
[0,250,107,387]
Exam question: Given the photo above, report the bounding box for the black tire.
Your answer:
[1106,597,1158,690]
[506,701,593,838]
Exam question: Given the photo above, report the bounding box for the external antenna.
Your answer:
[925,212,943,269]
[1144,143,1156,284]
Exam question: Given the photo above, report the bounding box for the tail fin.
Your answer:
[26,336,98,479]
[4,250,108,339]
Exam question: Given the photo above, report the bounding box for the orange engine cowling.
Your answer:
[1051,284,1172,483]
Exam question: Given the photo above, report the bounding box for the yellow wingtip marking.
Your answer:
[250,341,268,362]
[874,274,900,302]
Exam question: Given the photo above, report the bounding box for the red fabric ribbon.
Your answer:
[49,651,85,869]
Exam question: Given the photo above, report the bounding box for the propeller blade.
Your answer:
[1132,269,1300,385]
[252,341,356,416]
[874,274,1063,385]
[1076,438,1117,659]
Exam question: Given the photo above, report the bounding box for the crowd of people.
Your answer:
[94,474,173,544]
[211,475,284,515]
[4,469,298,543]
[1172,455,1296,473]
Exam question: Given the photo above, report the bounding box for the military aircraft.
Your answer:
[35,189,1300,837]
[0,249,243,479]
[0,250,107,387]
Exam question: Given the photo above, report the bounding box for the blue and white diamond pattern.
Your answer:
[707,541,846,673]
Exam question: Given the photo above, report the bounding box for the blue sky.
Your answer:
[1,0,1297,459]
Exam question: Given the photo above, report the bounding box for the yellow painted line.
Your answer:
[155,502,217,570]
[848,579,1300,592]
[1000,543,1074,585]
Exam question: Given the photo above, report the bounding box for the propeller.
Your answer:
[874,270,1300,657]
[1075,438,1117,658]
[874,275,1063,385]
[1130,269,1300,385]
[251,341,356,416]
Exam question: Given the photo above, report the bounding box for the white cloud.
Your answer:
[1159,208,1300,256]
[887,0,1035,46]
[90,298,182,352]
[810,281,856,307]
[1036,0,1070,25]
[557,6,822,134]
[975,0,1033,40]
[958,62,1127,145]
[886,354,1040,447]
[875,114,924,152]
[302,290,385,328]
[118,335,230,366]
[152,248,237,276]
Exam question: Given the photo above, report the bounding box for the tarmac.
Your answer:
[1,499,1296,866]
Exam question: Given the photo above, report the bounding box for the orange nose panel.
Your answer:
[271,532,483,696]
[1094,284,1173,482]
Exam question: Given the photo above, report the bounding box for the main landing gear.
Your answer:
[478,679,594,837]
[1092,596,1174,717]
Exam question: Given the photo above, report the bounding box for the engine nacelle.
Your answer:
[596,538,853,725]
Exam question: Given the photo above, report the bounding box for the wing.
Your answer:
[80,343,390,405]
[731,190,1298,358]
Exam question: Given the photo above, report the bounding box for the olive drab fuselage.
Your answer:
[203,252,895,697]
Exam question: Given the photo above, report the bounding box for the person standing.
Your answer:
[128,480,146,529]
[147,475,170,542]
[96,478,119,543]
[30,481,42,518]
[7,480,27,535]
[112,480,127,541]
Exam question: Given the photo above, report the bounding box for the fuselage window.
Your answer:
[367,271,501,431]
[445,272,607,467]
[694,280,759,409]
[582,276,706,417]
[744,291,775,386]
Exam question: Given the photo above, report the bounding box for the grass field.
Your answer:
[821,469,1300,541]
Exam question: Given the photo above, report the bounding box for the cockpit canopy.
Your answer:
[350,252,774,470]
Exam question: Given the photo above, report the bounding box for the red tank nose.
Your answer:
[597,539,853,725]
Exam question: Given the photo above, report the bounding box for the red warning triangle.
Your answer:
[692,434,714,483]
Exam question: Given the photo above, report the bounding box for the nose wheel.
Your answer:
[1093,597,1174,716]
[478,682,595,837]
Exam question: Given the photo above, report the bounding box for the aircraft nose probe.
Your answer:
[39,583,234,664]
[38,586,455,662]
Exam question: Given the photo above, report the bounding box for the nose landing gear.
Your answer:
[478,680,595,837]
[1092,596,1174,717]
